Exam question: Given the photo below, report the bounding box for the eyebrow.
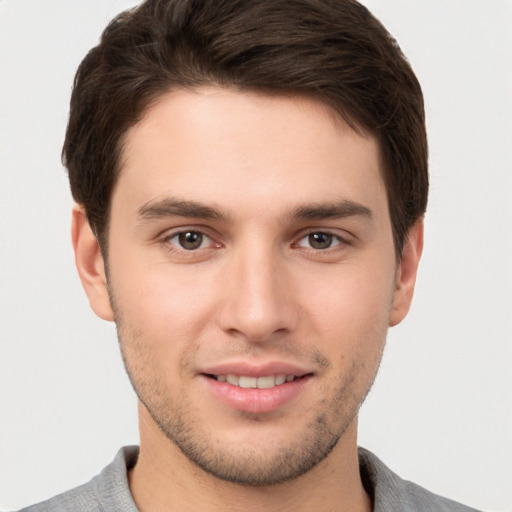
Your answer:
[137,198,228,222]
[136,197,372,223]
[290,200,373,221]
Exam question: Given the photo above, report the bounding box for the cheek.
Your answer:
[301,268,395,338]
[298,265,395,392]
[109,261,219,352]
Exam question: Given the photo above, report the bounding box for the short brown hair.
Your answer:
[63,0,428,255]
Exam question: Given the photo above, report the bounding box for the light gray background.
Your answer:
[0,1,511,510]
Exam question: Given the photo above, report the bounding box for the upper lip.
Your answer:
[200,361,312,378]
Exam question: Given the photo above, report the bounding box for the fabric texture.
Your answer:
[18,446,481,511]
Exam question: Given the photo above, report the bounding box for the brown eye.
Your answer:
[307,232,334,249]
[177,231,204,250]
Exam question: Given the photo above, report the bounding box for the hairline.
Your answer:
[93,85,404,263]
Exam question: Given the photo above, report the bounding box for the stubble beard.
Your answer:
[139,392,346,486]
[116,325,383,487]
[108,274,386,487]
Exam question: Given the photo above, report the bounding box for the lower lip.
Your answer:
[201,375,311,414]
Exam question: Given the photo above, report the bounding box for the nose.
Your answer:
[217,244,299,343]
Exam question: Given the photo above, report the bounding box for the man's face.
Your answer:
[88,87,414,485]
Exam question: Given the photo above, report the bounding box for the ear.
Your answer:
[71,205,114,321]
[389,220,424,327]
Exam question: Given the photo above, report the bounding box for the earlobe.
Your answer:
[389,220,424,327]
[71,205,115,321]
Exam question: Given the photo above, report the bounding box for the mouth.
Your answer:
[205,374,304,389]
[201,369,313,414]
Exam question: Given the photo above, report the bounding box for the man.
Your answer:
[18,0,481,510]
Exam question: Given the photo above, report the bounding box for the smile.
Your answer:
[212,374,297,389]
[202,370,312,413]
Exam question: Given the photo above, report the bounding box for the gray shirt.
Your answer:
[18,446,482,511]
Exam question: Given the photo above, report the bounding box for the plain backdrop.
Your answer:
[0,0,511,510]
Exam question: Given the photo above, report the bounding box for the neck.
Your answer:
[129,405,371,512]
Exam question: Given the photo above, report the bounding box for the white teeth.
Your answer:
[216,374,296,388]
[275,374,286,385]
[256,376,275,389]
[226,374,239,386]
[239,376,257,388]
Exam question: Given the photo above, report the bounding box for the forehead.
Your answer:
[114,87,386,221]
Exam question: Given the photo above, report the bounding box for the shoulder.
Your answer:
[17,480,101,512]
[358,447,482,512]
[16,446,140,512]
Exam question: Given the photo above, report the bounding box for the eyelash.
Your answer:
[161,228,352,256]
[161,230,220,255]
[294,232,346,251]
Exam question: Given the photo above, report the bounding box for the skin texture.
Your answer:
[73,87,422,512]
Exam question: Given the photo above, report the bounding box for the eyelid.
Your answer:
[160,226,222,252]
[295,232,342,249]
[293,228,354,247]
